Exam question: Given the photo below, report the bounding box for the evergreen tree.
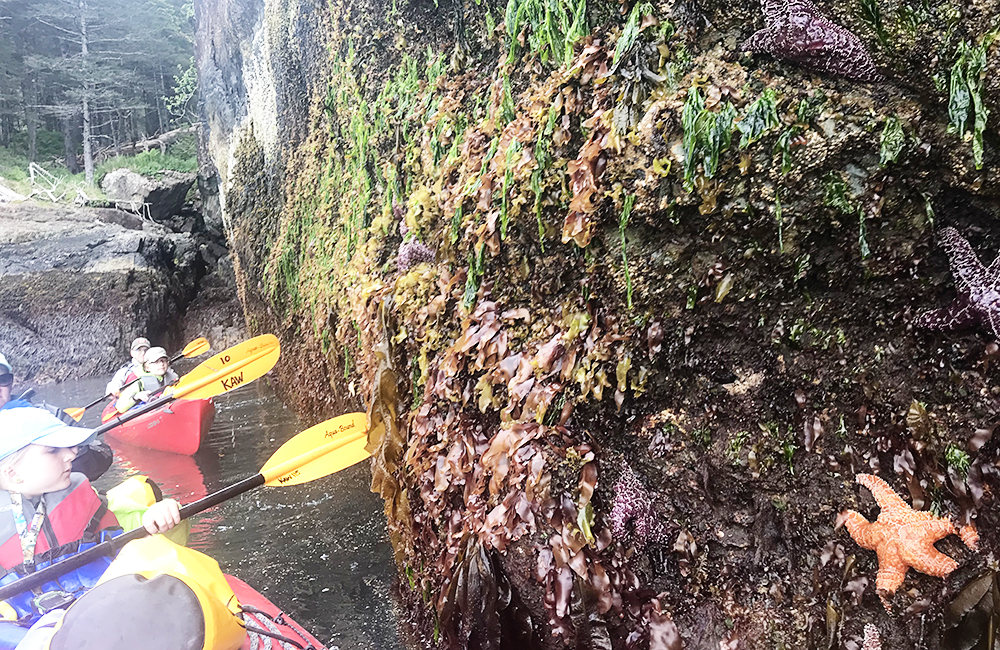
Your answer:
[0,0,194,181]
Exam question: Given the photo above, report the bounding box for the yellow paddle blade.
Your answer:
[181,337,210,358]
[261,412,369,486]
[64,407,86,422]
[169,334,280,401]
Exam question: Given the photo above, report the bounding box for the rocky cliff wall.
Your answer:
[0,183,244,382]
[194,0,1000,647]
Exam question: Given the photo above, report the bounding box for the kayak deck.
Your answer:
[104,398,215,455]
[227,575,326,650]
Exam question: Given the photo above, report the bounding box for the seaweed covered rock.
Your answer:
[195,0,1000,646]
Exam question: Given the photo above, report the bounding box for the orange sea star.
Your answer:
[842,474,979,610]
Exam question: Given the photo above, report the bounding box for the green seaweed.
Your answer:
[465,137,500,196]
[726,430,751,463]
[426,46,446,83]
[500,74,517,125]
[858,207,870,259]
[612,2,654,66]
[705,102,736,177]
[451,204,464,246]
[781,438,797,475]
[737,89,779,149]
[772,128,798,175]
[619,194,635,309]
[948,34,997,170]
[505,0,588,66]
[463,245,486,310]
[945,443,971,478]
[823,172,854,214]
[857,0,890,49]
[879,116,905,166]
[681,87,736,189]
[500,142,522,238]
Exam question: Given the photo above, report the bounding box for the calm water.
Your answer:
[29,365,404,650]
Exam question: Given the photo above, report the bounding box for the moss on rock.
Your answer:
[197,0,1000,645]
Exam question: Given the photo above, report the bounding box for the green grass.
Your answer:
[0,144,196,203]
[94,149,197,181]
[0,147,30,184]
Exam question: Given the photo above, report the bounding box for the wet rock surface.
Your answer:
[0,197,238,382]
[194,0,1000,647]
[181,255,248,352]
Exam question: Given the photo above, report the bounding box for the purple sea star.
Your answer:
[610,466,669,548]
[742,0,883,81]
[915,227,1000,340]
[397,239,435,272]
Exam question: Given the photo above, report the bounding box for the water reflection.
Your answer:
[106,437,223,547]
[31,374,403,650]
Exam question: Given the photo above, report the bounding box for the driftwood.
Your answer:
[95,124,200,162]
[0,182,26,203]
[27,163,64,203]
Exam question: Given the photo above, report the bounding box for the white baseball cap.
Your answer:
[144,347,169,364]
[0,407,95,461]
[0,354,10,374]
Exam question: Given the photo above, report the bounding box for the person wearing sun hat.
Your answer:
[0,408,180,645]
[105,337,152,398]
[0,353,114,483]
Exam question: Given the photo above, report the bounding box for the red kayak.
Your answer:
[101,398,215,455]
[228,575,326,649]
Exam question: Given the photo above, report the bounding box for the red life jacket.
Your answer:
[0,474,118,573]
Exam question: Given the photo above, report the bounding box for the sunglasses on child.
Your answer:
[0,374,12,388]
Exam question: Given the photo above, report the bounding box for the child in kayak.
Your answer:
[109,347,179,417]
[0,353,113,483]
[0,407,180,648]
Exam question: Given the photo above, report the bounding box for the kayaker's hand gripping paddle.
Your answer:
[0,411,370,601]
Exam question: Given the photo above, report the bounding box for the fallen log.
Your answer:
[0,182,27,203]
[94,124,200,162]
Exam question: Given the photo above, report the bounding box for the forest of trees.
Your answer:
[0,0,195,184]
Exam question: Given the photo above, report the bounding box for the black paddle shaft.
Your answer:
[0,473,266,601]
[91,392,174,437]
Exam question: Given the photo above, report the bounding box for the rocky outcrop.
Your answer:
[194,0,1000,648]
[101,168,197,222]
[0,201,228,382]
[181,254,247,352]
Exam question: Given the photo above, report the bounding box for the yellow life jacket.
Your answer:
[105,476,190,547]
[105,475,160,506]
[48,535,245,650]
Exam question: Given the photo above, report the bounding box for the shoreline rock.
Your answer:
[0,200,241,382]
